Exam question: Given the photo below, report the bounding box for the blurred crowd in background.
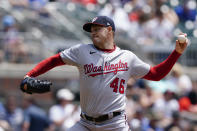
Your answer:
[0,0,197,63]
[0,0,197,131]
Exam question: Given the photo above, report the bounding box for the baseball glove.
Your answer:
[20,77,52,94]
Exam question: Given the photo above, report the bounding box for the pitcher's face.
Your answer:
[91,25,110,45]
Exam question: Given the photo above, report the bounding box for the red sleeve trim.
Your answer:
[27,53,65,77]
[143,50,181,81]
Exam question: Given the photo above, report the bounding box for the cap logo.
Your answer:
[92,17,98,22]
[107,22,110,26]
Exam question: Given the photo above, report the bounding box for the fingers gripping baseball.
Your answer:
[176,33,189,54]
[20,77,52,94]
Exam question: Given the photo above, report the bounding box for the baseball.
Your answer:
[178,34,186,43]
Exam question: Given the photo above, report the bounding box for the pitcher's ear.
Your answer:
[107,26,113,32]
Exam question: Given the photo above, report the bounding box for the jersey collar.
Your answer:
[94,44,116,53]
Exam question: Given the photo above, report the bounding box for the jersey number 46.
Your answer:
[110,77,125,94]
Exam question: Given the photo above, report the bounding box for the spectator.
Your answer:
[187,89,197,113]
[174,0,197,22]
[139,85,162,109]
[129,108,149,131]
[2,15,29,63]
[2,15,18,40]
[178,91,197,113]
[128,0,179,45]
[141,9,177,45]
[128,6,152,43]
[153,90,179,119]
[22,95,53,131]
[168,63,192,96]
[49,88,80,131]
[4,95,23,131]
[144,112,163,131]
[164,111,182,131]
[0,98,13,131]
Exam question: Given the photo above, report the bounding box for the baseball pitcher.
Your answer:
[20,16,189,131]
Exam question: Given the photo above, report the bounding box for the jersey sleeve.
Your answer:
[60,44,81,65]
[130,53,150,79]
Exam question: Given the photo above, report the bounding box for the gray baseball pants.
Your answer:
[67,113,130,131]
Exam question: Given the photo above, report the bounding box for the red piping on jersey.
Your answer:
[94,44,116,53]
[26,49,181,81]
[26,53,65,77]
[89,69,129,77]
[143,50,181,81]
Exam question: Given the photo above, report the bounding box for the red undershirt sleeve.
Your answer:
[26,53,65,77]
[143,50,181,81]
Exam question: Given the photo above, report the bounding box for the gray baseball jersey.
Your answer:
[60,44,150,117]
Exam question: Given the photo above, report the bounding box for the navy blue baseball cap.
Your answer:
[83,16,115,32]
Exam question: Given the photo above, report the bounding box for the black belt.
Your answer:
[80,112,122,122]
